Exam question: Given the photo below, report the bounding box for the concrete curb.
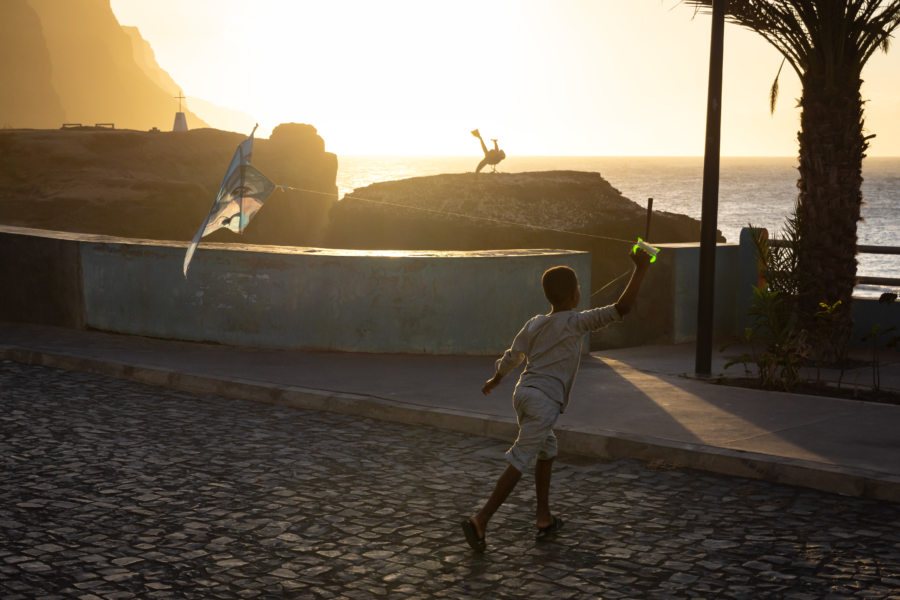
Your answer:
[555,426,900,502]
[3,346,899,503]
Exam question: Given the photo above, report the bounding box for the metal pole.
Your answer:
[694,0,726,376]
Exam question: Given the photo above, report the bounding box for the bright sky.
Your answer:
[110,0,900,156]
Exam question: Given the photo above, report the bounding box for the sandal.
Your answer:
[535,516,564,540]
[461,518,486,553]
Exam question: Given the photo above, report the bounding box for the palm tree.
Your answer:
[683,0,900,357]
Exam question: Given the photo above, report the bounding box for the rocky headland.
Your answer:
[325,171,720,300]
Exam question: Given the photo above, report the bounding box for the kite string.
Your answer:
[590,269,632,299]
[275,184,642,299]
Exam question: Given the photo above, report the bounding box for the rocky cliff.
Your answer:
[0,0,207,131]
[0,0,65,128]
[325,171,721,302]
[0,124,337,246]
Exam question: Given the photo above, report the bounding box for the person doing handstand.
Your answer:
[471,128,506,173]
[462,251,651,552]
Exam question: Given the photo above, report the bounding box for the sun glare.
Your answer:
[110,0,900,156]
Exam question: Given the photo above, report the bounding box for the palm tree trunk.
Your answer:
[795,72,867,361]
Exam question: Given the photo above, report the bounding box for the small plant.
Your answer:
[724,217,809,391]
[724,285,809,391]
[751,212,800,299]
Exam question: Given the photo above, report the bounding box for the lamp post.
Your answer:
[694,0,726,376]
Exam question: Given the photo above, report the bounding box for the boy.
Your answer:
[462,252,650,552]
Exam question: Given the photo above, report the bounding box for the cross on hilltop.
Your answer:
[172,91,188,132]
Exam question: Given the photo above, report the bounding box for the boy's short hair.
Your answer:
[542,266,578,306]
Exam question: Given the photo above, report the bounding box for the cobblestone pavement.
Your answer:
[1,361,899,599]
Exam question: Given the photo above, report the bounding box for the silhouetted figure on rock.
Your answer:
[472,129,506,173]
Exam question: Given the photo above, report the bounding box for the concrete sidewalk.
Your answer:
[2,321,899,502]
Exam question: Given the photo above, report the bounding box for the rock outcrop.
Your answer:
[0,0,206,131]
[325,171,722,303]
[0,125,337,246]
[238,123,338,246]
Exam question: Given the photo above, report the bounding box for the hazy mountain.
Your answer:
[1,0,207,131]
[186,96,258,135]
[121,25,181,96]
[0,0,65,128]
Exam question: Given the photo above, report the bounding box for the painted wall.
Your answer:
[671,242,741,344]
[78,237,591,355]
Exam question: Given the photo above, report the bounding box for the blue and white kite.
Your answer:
[183,124,276,276]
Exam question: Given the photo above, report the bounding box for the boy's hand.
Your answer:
[482,373,503,395]
[630,248,652,270]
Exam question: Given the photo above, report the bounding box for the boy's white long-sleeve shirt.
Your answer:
[495,304,622,413]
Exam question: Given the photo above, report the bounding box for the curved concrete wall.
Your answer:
[83,241,592,354]
[0,227,591,354]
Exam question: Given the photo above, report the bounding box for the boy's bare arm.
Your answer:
[482,372,503,395]
[615,252,651,316]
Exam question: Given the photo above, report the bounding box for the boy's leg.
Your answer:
[466,388,557,544]
[533,413,559,530]
[468,463,522,539]
[535,457,554,529]
[467,387,537,540]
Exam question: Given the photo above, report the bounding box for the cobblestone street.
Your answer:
[1,361,899,599]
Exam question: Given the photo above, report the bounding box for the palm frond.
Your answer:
[770,57,786,113]
[681,0,808,75]
[860,3,900,63]
[682,0,900,81]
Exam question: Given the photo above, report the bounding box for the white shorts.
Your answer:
[505,386,561,473]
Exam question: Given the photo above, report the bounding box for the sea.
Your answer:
[336,155,899,298]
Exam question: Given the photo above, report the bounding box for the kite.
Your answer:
[183,124,276,276]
